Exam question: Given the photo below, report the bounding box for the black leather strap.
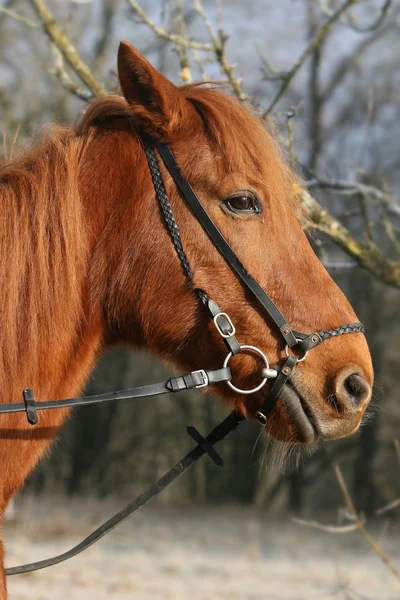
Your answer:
[166,367,231,392]
[0,368,232,423]
[256,355,298,424]
[199,293,241,356]
[22,388,38,425]
[294,322,365,352]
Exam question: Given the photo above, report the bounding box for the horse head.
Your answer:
[89,42,373,445]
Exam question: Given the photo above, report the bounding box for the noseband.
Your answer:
[2,134,364,577]
[145,137,364,425]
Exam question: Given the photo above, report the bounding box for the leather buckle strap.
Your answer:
[197,293,241,356]
[166,367,231,392]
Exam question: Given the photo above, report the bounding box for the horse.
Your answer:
[0,41,373,596]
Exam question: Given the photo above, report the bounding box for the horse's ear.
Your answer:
[118,41,187,137]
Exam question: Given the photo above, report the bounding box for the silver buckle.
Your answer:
[255,411,268,426]
[192,369,209,389]
[213,312,236,338]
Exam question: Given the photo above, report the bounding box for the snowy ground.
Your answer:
[3,498,400,600]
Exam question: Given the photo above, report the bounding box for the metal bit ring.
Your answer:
[223,345,273,395]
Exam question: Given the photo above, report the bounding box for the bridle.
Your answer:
[3,134,364,577]
[148,138,364,425]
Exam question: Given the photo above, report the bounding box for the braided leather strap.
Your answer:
[144,141,193,280]
[317,322,364,341]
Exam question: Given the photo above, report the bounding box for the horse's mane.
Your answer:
[0,86,297,392]
[0,124,91,389]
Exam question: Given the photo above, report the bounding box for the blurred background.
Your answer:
[1,0,400,598]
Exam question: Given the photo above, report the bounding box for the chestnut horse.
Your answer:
[0,41,372,595]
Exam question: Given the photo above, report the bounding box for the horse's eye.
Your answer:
[225,191,262,215]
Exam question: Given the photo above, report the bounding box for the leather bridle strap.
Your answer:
[255,355,298,425]
[0,368,232,424]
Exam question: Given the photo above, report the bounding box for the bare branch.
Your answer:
[344,0,392,33]
[322,28,389,102]
[299,187,400,288]
[262,0,366,117]
[175,0,193,83]
[395,439,400,467]
[0,6,39,28]
[376,498,400,516]
[126,0,213,51]
[334,464,400,582]
[28,0,106,97]
[50,47,93,101]
[194,0,246,101]
[323,261,359,270]
[377,199,400,258]
[259,53,289,81]
[293,517,361,533]
[305,178,400,218]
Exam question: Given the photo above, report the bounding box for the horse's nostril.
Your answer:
[340,372,370,407]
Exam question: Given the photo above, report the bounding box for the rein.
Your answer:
[7,412,243,575]
[3,135,364,576]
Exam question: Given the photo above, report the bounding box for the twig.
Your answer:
[322,27,390,102]
[262,0,362,117]
[28,0,106,97]
[323,261,358,270]
[0,6,39,27]
[299,187,400,288]
[358,88,374,172]
[305,177,400,218]
[126,0,212,50]
[376,498,400,516]
[286,107,298,169]
[394,439,400,467]
[192,50,209,82]
[345,0,391,33]
[359,191,374,244]
[50,46,93,101]
[377,198,400,258]
[293,517,361,533]
[175,0,192,83]
[194,0,246,101]
[259,54,289,81]
[334,464,400,582]
[308,2,324,171]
